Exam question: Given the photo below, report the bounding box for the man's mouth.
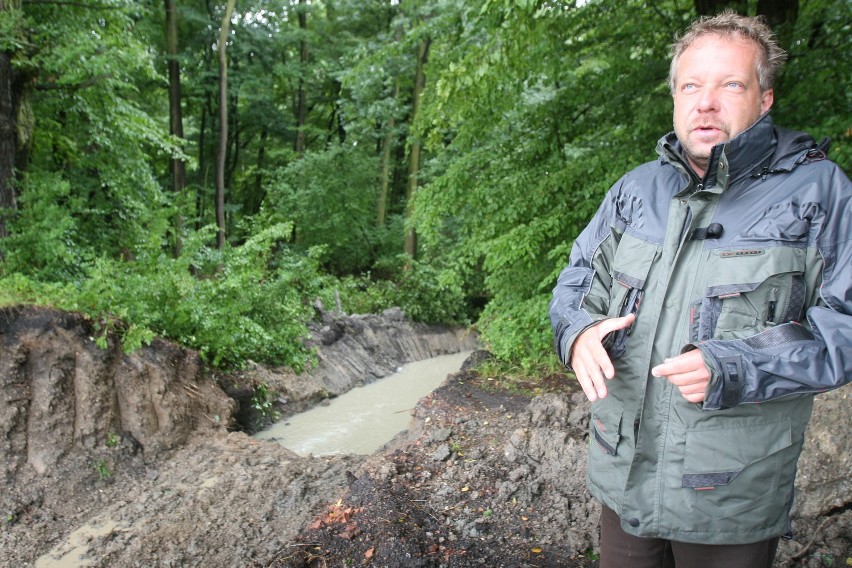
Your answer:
[692,123,724,134]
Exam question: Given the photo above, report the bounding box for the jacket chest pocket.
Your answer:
[607,233,660,357]
[692,246,807,342]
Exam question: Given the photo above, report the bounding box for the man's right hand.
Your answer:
[569,314,636,402]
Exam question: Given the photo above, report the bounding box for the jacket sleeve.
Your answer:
[696,166,852,410]
[549,181,622,369]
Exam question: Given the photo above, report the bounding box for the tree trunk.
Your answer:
[377,78,399,227]
[295,0,308,157]
[377,24,402,228]
[165,0,186,255]
[226,89,239,191]
[0,1,30,244]
[0,51,19,241]
[325,79,345,145]
[403,37,431,260]
[249,126,268,216]
[196,92,208,231]
[216,0,236,250]
[756,0,798,47]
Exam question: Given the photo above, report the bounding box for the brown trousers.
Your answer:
[600,505,780,568]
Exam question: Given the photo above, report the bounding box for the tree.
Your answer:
[294,0,308,157]
[0,0,30,242]
[165,0,187,255]
[216,0,236,250]
[0,0,179,277]
[403,37,430,259]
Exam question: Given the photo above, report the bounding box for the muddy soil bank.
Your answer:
[0,305,849,567]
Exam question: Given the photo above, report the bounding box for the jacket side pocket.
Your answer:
[679,419,799,523]
[606,234,660,357]
[587,398,632,502]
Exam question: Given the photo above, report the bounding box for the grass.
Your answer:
[93,460,112,481]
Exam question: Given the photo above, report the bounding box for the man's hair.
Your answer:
[668,10,787,94]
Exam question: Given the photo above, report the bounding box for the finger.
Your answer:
[595,313,636,338]
[661,368,708,387]
[675,380,708,396]
[573,365,600,402]
[651,351,703,378]
[574,348,611,401]
[680,390,706,403]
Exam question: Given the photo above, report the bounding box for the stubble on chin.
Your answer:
[682,139,711,174]
[684,124,730,174]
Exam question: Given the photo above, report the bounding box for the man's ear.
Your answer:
[760,89,774,114]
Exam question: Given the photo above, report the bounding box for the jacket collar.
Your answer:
[658,113,782,190]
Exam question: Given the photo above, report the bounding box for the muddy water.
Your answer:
[255,351,472,456]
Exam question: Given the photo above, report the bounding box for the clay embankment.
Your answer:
[0,305,475,567]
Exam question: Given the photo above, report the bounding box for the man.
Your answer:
[548,11,851,568]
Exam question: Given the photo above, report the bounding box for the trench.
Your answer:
[254,351,472,456]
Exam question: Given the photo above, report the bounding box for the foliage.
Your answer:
[331,257,472,325]
[1,0,849,374]
[261,145,388,275]
[0,272,78,308]
[414,0,676,361]
[75,223,322,369]
[476,294,557,370]
[15,0,179,265]
[0,224,326,371]
[2,171,90,281]
[773,0,852,170]
[251,382,279,426]
[93,459,112,481]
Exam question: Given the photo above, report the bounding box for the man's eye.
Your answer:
[725,82,744,89]
[681,83,697,92]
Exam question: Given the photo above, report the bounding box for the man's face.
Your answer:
[672,34,774,176]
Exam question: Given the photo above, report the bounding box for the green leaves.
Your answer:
[410,0,681,363]
[2,0,849,374]
[69,223,321,370]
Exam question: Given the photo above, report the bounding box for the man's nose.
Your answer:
[696,87,719,112]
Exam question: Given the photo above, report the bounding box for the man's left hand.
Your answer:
[651,349,711,403]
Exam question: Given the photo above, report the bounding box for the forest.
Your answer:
[0,0,849,374]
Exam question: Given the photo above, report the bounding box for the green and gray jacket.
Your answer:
[549,113,852,545]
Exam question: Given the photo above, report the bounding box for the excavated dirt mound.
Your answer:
[274,370,852,568]
[0,306,849,567]
[274,367,601,568]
